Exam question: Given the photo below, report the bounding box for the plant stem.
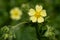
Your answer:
[11,22,27,29]
[34,23,40,40]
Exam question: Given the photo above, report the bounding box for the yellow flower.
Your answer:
[28,5,47,23]
[10,7,22,20]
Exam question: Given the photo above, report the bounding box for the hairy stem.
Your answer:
[11,22,27,29]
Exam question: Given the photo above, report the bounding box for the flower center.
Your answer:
[34,11,40,18]
[13,11,19,16]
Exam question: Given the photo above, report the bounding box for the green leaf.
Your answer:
[15,25,37,40]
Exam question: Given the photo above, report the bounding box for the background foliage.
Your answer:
[0,0,60,40]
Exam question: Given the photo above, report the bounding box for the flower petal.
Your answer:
[40,10,47,17]
[37,17,44,23]
[10,16,20,20]
[28,8,35,16]
[36,5,43,12]
[10,7,19,14]
[30,16,37,22]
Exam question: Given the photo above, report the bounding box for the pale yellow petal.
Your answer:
[28,8,35,16]
[30,16,37,22]
[14,8,22,15]
[18,10,22,15]
[36,5,43,12]
[37,17,44,23]
[16,16,21,20]
[10,7,21,15]
[11,16,20,20]
[10,9,14,14]
[40,10,47,17]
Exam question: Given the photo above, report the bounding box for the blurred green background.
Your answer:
[0,0,60,40]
